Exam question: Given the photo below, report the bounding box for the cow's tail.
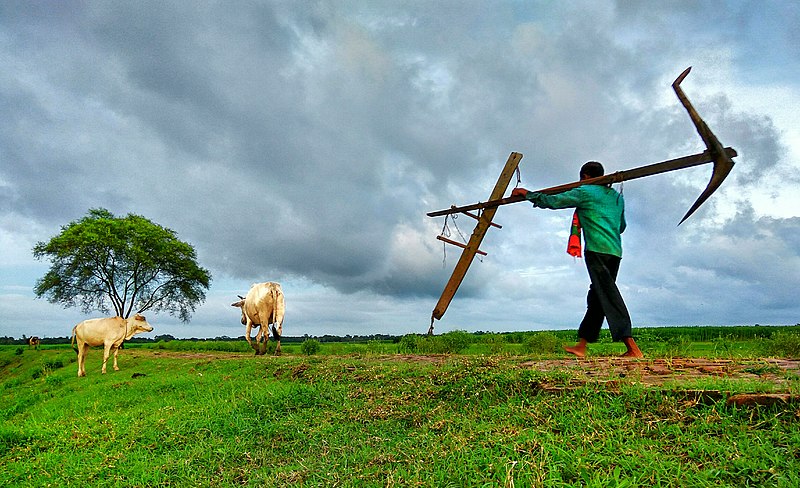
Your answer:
[70,326,78,354]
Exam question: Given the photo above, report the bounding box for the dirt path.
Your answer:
[518,357,800,405]
[519,357,800,386]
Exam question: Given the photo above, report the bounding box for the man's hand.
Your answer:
[511,187,529,198]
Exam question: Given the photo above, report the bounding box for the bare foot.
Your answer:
[564,345,586,358]
[621,337,643,358]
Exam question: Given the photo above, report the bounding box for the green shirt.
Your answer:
[526,185,626,257]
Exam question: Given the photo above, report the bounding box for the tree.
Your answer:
[33,208,211,321]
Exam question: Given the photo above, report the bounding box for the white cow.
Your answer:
[71,314,154,377]
[231,282,285,355]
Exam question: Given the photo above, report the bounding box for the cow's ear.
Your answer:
[231,300,244,307]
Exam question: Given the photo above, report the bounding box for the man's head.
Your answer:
[580,161,604,180]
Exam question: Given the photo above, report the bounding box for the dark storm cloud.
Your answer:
[2,1,799,338]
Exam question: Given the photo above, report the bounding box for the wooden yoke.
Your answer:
[429,152,523,334]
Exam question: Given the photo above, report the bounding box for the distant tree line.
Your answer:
[2,324,797,346]
[0,333,402,346]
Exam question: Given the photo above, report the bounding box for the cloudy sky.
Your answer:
[2,1,799,340]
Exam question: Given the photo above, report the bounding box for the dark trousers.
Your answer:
[578,251,632,342]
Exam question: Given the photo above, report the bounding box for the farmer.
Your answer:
[511,161,643,358]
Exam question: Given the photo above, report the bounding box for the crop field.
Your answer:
[2,327,799,487]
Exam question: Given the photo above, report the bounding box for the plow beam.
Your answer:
[427,147,737,219]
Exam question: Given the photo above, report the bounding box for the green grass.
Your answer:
[1,343,799,487]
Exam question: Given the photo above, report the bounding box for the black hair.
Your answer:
[580,161,604,178]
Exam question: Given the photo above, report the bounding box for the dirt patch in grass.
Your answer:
[387,354,800,404]
[150,351,254,360]
[518,357,800,387]
[518,357,800,405]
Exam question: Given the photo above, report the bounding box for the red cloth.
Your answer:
[567,210,582,258]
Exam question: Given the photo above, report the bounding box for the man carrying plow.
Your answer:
[427,67,737,358]
[512,162,643,358]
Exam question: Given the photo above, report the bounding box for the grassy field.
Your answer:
[1,331,799,487]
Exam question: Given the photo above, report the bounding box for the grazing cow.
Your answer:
[28,336,40,349]
[71,314,154,377]
[231,282,285,355]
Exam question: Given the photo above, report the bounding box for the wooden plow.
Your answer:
[426,67,738,334]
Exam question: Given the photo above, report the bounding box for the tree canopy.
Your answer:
[33,208,211,321]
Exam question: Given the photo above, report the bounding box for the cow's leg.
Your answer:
[270,310,283,356]
[271,322,282,355]
[77,343,87,377]
[253,323,264,355]
[101,343,112,374]
[245,321,257,352]
[274,296,285,356]
[255,326,267,356]
[113,346,120,371]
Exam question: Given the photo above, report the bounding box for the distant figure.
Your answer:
[71,314,154,377]
[512,161,643,358]
[231,282,285,355]
[28,336,40,350]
